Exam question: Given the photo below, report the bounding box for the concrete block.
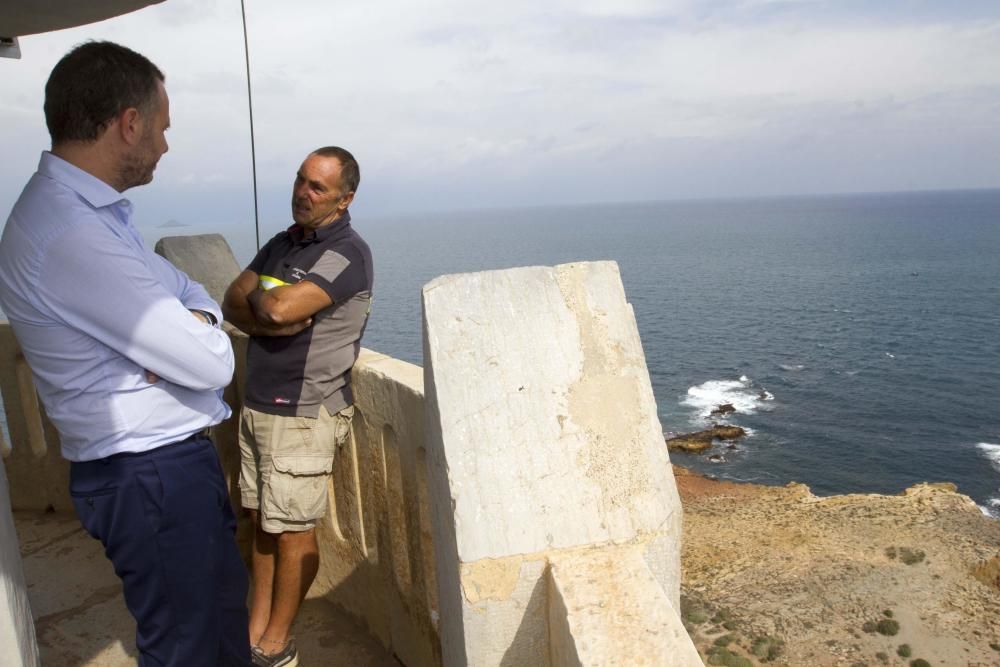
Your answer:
[548,547,703,666]
[0,456,40,666]
[422,261,686,666]
[154,233,242,304]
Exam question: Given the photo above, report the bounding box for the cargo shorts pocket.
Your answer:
[262,455,334,522]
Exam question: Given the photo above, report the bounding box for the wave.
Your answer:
[976,443,1000,519]
[977,442,1000,472]
[681,376,773,419]
[780,364,805,372]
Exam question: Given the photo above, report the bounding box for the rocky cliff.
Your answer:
[676,466,1000,667]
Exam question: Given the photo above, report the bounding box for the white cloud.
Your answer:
[2,0,999,223]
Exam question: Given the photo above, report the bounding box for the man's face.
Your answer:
[291,154,351,230]
[119,80,170,190]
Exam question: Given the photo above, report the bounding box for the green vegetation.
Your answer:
[862,621,878,633]
[711,608,739,632]
[875,651,889,664]
[909,660,931,667]
[885,546,926,564]
[685,610,708,624]
[990,642,1000,651]
[876,619,900,636]
[706,647,753,667]
[750,635,784,662]
[714,634,734,647]
[680,596,709,625]
[882,609,894,618]
[897,644,912,657]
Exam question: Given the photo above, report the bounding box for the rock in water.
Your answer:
[710,403,736,416]
[666,425,747,452]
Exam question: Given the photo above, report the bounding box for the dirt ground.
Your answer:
[675,466,1000,667]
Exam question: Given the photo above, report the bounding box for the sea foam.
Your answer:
[976,443,1000,519]
[682,376,773,419]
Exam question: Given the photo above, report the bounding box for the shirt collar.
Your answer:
[289,210,352,244]
[37,151,130,210]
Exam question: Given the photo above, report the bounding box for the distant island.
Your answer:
[157,219,189,228]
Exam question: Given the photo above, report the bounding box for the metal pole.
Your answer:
[240,0,261,250]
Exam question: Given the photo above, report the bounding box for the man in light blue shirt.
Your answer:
[0,42,256,667]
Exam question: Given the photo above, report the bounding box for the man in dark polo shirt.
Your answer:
[222,146,372,667]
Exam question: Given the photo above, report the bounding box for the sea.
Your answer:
[16,189,1000,516]
[209,189,1000,517]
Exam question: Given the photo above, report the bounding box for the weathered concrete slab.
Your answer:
[548,548,703,666]
[153,233,242,305]
[422,261,688,666]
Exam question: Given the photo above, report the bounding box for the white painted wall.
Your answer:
[0,455,40,667]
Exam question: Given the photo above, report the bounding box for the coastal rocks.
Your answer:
[666,425,747,453]
[710,403,736,416]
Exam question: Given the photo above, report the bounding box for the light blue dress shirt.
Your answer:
[0,152,234,462]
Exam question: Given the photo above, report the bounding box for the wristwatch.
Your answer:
[194,310,219,327]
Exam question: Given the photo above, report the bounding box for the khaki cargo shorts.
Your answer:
[239,405,353,534]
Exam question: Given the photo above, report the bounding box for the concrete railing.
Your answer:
[0,323,442,666]
[0,235,702,666]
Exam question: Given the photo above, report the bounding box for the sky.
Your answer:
[2,0,1000,243]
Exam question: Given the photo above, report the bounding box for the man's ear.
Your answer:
[118,107,142,146]
[337,191,355,213]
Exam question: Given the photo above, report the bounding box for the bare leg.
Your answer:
[248,509,275,647]
[257,528,320,655]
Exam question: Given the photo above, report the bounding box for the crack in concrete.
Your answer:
[20,525,86,558]
[34,584,122,636]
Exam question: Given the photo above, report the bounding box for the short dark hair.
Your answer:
[312,146,360,194]
[44,41,164,144]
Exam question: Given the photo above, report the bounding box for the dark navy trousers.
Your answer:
[70,435,252,667]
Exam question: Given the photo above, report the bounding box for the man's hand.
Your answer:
[224,270,328,337]
[253,317,313,337]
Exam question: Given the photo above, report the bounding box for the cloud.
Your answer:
[2,0,999,226]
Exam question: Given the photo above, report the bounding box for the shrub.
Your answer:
[877,619,900,636]
[909,660,931,667]
[883,609,894,618]
[862,621,878,633]
[712,608,733,623]
[707,648,731,666]
[899,548,926,565]
[686,610,708,624]
[875,652,889,664]
[714,635,734,647]
[750,636,784,661]
[897,644,912,657]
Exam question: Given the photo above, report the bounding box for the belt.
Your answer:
[93,428,214,463]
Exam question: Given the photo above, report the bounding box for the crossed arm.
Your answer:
[222,269,333,336]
